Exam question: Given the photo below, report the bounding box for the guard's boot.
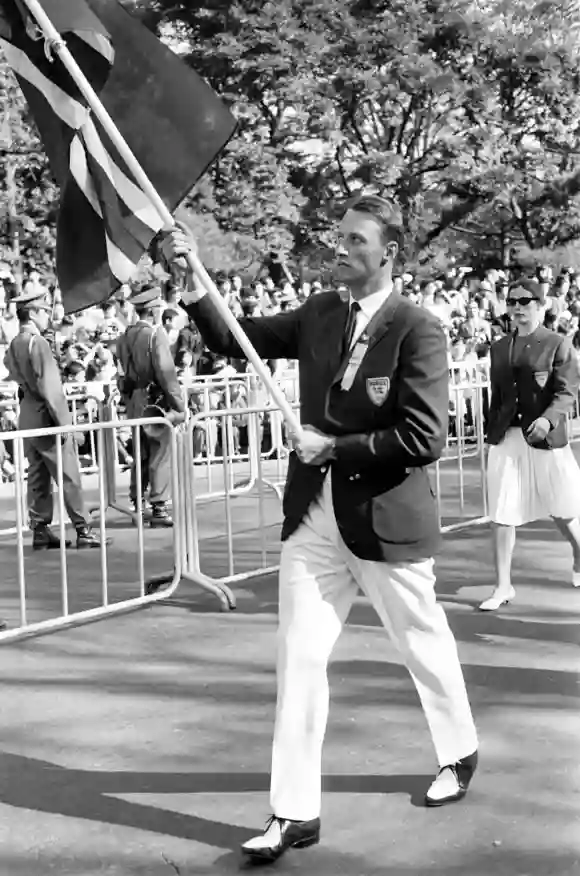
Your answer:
[32,524,71,551]
[131,500,151,526]
[149,503,173,528]
[76,525,111,549]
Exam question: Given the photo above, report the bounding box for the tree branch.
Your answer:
[396,94,417,155]
[515,208,536,248]
[335,146,352,195]
[422,193,492,246]
[347,96,369,155]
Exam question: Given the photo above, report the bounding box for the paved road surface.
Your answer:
[0,454,578,874]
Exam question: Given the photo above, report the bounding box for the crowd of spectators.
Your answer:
[1,260,580,479]
[400,264,580,365]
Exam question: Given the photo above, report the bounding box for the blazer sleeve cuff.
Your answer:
[333,433,375,465]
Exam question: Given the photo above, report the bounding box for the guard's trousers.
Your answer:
[129,425,172,505]
[25,435,87,528]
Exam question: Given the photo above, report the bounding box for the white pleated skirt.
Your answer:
[487,427,580,526]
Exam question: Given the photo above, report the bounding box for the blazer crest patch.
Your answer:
[366,376,390,406]
[534,370,549,388]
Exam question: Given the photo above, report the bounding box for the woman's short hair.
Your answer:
[346,193,404,250]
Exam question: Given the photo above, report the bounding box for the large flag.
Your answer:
[0,0,236,312]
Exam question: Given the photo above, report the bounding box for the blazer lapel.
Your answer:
[364,290,402,354]
[331,290,402,388]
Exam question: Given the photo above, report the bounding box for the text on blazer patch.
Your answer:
[367,376,390,405]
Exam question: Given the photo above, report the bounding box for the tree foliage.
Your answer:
[2,0,580,280]
[120,0,580,272]
[0,64,58,282]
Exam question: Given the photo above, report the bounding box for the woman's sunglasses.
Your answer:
[506,296,536,307]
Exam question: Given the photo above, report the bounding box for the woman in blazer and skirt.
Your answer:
[481,279,580,611]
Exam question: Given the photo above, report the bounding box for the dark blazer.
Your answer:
[184,290,449,563]
[486,326,578,449]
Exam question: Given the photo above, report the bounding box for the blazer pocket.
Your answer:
[370,467,438,545]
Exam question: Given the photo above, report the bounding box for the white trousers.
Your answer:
[270,474,477,821]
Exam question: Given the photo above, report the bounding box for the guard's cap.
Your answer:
[12,290,52,311]
[129,284,165,309]
[508,278,545,304]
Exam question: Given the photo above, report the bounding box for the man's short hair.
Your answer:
[346,193,404,249]
[16,302,47,323]
[15,305,31,323]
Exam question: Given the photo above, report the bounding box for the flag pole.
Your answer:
[19,0,302,438]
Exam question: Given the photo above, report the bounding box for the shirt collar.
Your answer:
[349,283,392,320]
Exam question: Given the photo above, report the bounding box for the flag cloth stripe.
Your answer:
[80,132,160,256]
[0,36,88,128]
[104,235,137,283]
[69,131,154,277]
[68,137,141,282]
[82,141,156,262]
[81,117,163,231]
[68,132,103,217]
[1,0,237,311]
[1,4,157,290]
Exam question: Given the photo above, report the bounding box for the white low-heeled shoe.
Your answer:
[478,587,516,611]
[572,570,580,588]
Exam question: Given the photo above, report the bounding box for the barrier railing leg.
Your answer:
[172,424,236,611]
[89,399,139,524]
[225,411,284,502]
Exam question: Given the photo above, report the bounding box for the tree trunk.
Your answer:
[501,224,510,272]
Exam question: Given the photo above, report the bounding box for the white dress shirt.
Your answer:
[348,285,392,348]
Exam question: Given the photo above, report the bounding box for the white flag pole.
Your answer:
[20,0,303,437]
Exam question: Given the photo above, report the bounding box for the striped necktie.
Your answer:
[343,301,361,355]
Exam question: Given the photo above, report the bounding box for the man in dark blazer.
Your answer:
[161,196,478,863]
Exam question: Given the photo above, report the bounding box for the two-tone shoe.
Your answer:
[241,815,320,864]
[425,751,478,807]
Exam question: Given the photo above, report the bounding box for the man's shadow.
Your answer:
[0,751,431,852]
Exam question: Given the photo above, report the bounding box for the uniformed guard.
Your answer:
[4,290,104,549]
[116,285,185,526]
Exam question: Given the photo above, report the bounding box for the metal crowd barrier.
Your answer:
[0,413,182,643]
[0,380,120,479]
[173,405,286,607]
[437,375,489,532]
[172,380,491,603]
[0,368,493,641]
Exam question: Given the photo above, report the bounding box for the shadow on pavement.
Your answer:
[0,751,430,849]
